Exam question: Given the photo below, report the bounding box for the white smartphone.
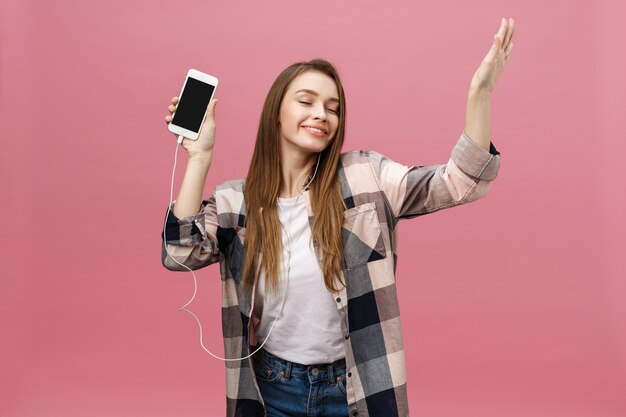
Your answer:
[168,69,218,140]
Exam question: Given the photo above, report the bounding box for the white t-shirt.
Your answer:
[253,194,345,365]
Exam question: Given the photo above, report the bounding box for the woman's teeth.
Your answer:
[303,126,325,136]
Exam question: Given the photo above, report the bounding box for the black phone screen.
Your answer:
[171,77,216,133]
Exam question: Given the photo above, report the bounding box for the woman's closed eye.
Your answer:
[299,101,338,114]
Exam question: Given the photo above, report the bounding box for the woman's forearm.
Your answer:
[172,152,213,219]
[463,87,492,152]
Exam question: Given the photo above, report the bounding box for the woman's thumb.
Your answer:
[207,98,218,117]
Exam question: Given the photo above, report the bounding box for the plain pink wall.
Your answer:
[1,0,624,416]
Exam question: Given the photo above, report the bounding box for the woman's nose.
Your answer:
[312,104,327,120]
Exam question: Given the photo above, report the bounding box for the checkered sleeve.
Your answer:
[366,131,501,221]
[161,193,221,271]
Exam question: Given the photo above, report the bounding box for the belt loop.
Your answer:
[285,360,292,380]
[327,363,334,384]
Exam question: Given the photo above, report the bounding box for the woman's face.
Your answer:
[278,70,340,156]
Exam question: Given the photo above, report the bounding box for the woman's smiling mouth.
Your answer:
[302,126,327,137]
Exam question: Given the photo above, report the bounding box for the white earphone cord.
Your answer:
[163,135,320,362]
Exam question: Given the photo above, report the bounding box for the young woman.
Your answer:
[161,18,514,417]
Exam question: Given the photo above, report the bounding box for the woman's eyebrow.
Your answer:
[295,89,340,104]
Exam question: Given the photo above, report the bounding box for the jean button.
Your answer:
[311,368,319,375]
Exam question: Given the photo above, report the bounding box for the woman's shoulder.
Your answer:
[216,177,246,193]
[340,149,366,161]
[340,149,389,165]
[213,178,246,214]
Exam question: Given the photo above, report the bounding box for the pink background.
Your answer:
[1,0,625,416]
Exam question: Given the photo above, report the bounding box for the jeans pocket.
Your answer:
[253,353,284,384]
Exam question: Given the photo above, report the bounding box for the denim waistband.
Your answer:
[254,346,346,383]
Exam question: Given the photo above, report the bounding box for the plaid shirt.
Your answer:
[161,131,501,417]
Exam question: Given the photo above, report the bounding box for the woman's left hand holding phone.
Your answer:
[165,96,218,162]
[164,96,218,219]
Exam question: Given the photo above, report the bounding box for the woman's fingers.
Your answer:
[165,98,178,124]
[496,18,507,46]
[503,18,515,48]
[494,18,515,51]
[505,38,514,55]
[206,98,218,120]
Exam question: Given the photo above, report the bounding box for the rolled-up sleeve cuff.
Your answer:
[161,200,207,246]
[451,131,501,181]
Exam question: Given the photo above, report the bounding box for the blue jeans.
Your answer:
[252,347,349,417]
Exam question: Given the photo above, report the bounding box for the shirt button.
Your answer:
[352,411,359,416]
[345,334,350,339]
[348,372,352,377]
[336,297,341,302]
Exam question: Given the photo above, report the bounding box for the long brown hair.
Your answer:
[242,58,347,296]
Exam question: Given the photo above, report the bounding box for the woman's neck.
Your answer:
[279,152,318,198]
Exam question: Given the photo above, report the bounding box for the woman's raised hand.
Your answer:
[165,97,218,159]
[470,18,515,93]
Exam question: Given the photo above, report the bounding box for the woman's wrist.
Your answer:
[188,150,214,166]
[468,84,491,98]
